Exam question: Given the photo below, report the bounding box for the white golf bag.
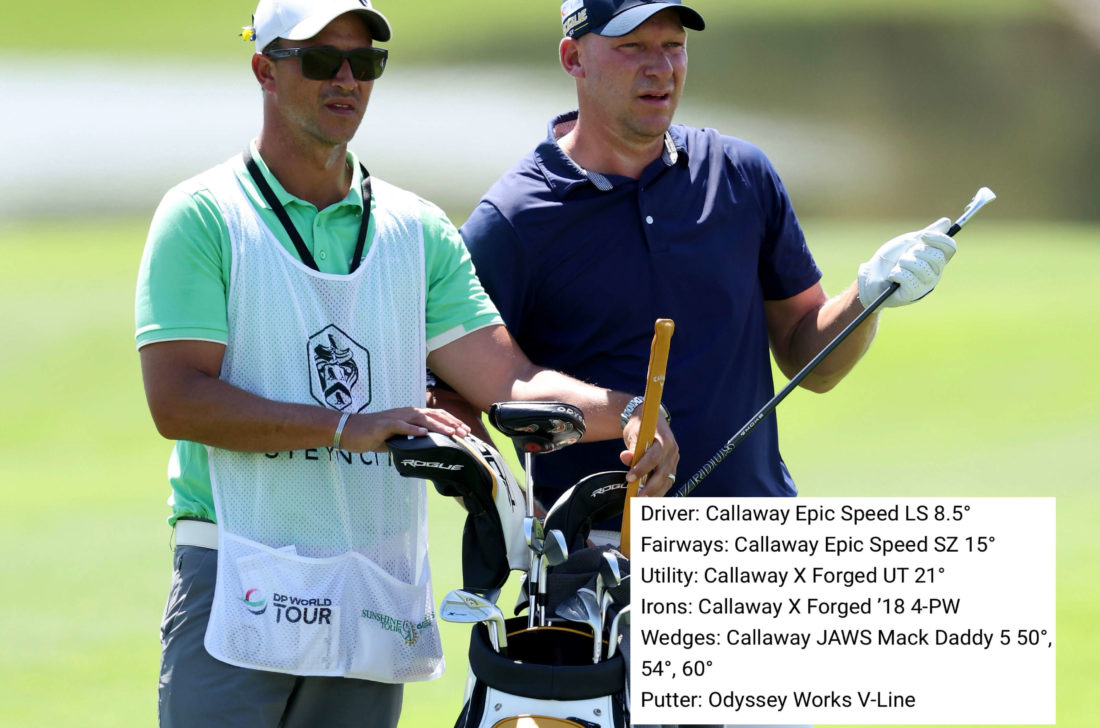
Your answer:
[454,615,628,728]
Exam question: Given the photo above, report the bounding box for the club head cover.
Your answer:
[489,401,586,453]
[387,432,527,593]
[543,471,629,551]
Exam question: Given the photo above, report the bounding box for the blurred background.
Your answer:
[1,0,1096,726]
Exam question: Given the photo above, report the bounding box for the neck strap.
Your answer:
[243,149,373,274]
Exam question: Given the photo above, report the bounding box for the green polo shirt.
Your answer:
[135,142,501,524]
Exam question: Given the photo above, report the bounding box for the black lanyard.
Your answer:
[243,149,373,274]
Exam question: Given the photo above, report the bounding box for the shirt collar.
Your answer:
[239,139,366,213]
[535,111,687,196]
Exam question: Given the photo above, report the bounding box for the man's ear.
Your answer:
[252,53,277,91]
[560,37,585,79]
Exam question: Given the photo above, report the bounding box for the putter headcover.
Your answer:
[489,401,586,453]
[387,433,528,592]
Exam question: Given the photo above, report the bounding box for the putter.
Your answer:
[607,605,631,659]
[676,186,997,496]
[537,530,569,626]
[490,401,586,627]
[554,587,603,664]
[439,589,508,656]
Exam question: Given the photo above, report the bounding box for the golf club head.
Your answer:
[536,530,570,626]
[608,605,631,658]
[439,589,495,622]
[489,401,586,453]
[607,572,631,608]
[439,589,507,654]
[523,516,545,552]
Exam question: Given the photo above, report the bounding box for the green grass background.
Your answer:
[1,217,1094,727]
[1,0,1096,725]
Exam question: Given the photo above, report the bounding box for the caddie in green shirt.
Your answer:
[134,2,677,727]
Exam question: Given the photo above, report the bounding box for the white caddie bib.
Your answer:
[198,157,443,683]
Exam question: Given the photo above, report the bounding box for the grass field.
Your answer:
[0,216,1095,726]
[5,0,1054,60]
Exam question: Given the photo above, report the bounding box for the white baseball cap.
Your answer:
[244,0,392,50]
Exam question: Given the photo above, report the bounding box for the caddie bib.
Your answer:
[199,156,443,683]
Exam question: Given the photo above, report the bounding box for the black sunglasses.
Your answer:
[264,46,388,82]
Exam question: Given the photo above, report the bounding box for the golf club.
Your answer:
[489,401,586,627]
[554,587,603,664]
[607,605,631,659]
[523,516,545,628]
[439,589,508,656]
[596,550,622,628]
[537,529,569,626]
[676,186,997,497]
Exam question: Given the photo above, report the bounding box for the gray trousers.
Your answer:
[159,545,403,728]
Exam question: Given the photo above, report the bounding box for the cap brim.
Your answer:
[283,8,392,44]
[597,4,705,37]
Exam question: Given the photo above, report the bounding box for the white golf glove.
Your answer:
[857,217,957,309]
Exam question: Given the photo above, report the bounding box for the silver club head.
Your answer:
[952,186,997,231]
[596,551,623,625]
[524,517,546,628]
[608,605,631,659]
[440,589,508,655]
[537,530,569,626]
[555,587,603,664]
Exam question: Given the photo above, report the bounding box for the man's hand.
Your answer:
[620,413,679,497]
[340,408,471,453]
[858,217,957,309]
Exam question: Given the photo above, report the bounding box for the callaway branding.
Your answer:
[401,459,463,471]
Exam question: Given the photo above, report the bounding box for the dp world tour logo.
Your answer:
[308,325,371,413]
[241,588,268,615]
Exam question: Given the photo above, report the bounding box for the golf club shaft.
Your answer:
[676,282,894,497]
[621,318,674,557]
[675,188,995,497]
[524,451,537,628]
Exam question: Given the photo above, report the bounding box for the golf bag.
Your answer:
[455,535,632,728]
[385,424,633,728]
[455,614,627,728]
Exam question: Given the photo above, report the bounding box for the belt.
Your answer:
[175,519,218,549]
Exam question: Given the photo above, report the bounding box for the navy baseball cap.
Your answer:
[561,0,705,39]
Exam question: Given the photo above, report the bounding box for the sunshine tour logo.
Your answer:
[361,609,434,646]
[243,588,334,625]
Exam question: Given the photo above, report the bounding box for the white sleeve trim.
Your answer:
[426,320,499,354]
[135,336,227,351]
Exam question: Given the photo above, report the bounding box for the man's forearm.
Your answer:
[785,282,879,392]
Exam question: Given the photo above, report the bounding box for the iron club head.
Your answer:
[440,589,508,655]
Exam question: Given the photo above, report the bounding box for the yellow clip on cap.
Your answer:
[241,26,256,42]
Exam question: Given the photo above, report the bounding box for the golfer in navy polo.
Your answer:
[458,0,957,528]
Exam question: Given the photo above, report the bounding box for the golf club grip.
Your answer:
[621,318,674,557]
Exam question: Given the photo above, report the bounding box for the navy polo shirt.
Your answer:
[461,112,822,513]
